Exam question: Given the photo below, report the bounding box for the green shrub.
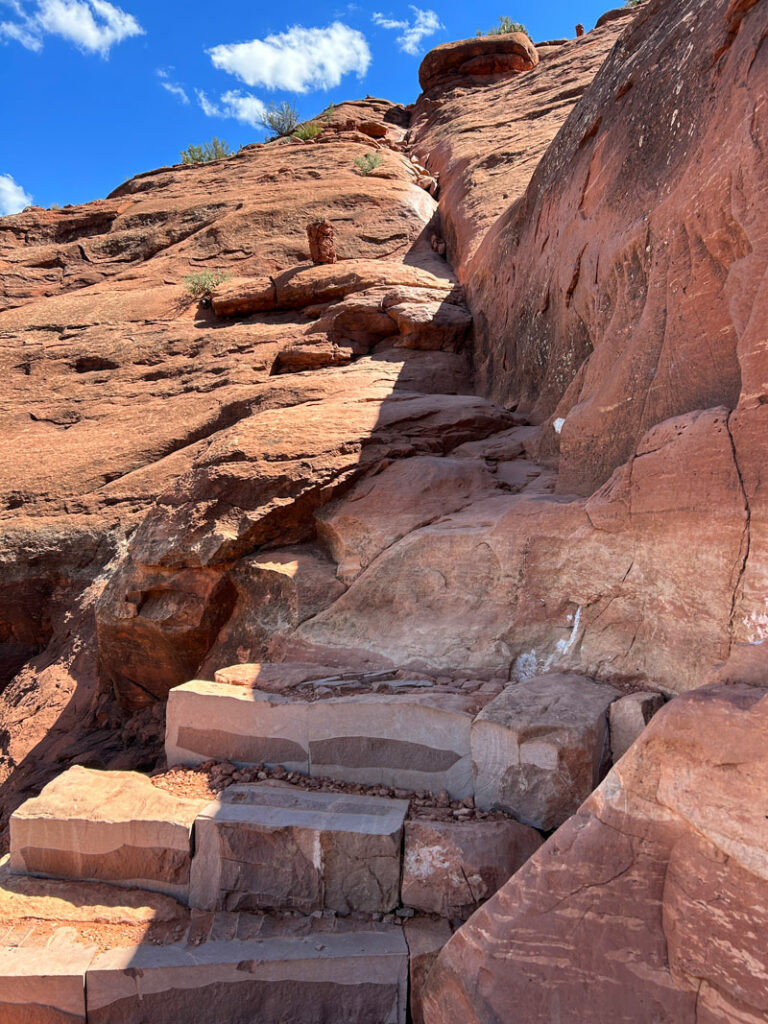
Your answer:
[624,0,645,6]
[183,269,230,298]
[294,121,323,140]
[260,101,300,138]
[321,102,335,122]
[180,137,233,164]
[477,16,529,36]
[354,152,383,176]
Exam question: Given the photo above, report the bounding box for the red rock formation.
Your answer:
[422,684,768,1023]
[307,220,337,265]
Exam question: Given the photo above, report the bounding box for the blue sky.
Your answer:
[1,0,615,212]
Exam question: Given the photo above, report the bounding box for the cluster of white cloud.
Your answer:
[196,89,267,128]
[373,6,442,55]
[0,173,32,216]
[0,0,143,56]
[157,68,189,105]
[207,22,371,94]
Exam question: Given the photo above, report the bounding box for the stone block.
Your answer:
[86,927,408,1023]
[308,692,474,799]
[189,784,407,915]
[610,691,665,761]
[402,818,542,917]
[9,766,207,900]
[471,674,620,829]
[165,680,310,772]
[0,945,95,1023]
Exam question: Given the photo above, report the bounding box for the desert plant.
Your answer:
[354,152,383,176]
[183,269,230,298]
[260,101,300,138]
[624,0,645,6]
[180,137,233,164]
[321,102,336,122]
[293,121,323,140]
[477,16,529,36]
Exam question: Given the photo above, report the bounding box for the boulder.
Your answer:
[401,818,542,917]
[419,35,539,92]
[471,674,619,829]
[422,683,768,1024]
[189,784,407,915]
[609,691,665,762]
[9,766,207,899]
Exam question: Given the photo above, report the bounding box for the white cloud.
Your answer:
[157,68,189,104]
[0,174,32,216]
[196,89,267,128]
[373,6,442,55]
[207,21,371,93]
[0,0,143,56]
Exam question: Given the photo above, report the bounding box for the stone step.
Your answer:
[166,681,478,799]
[190,784,409,915]
[86,926,409,1024]
[9,766,209,900]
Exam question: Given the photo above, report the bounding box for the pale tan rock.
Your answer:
[472,674,619,829]
[308,692,476,799]
[0,945,95,1023]
[165,681,310,772]
[9,766,207,900]
[189,784,407,914]
[402,818,542,917]
[609,691,665,762]
[86,925,409,1023]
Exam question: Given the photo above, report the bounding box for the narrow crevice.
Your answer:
[725,411,752,651]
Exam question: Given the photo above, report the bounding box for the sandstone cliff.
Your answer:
[0,2,767,1016]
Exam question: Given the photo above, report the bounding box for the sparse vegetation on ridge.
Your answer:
[293,121,323,141]
[260,101,301,139]
[477,16,529,37]
[180,138,233,164]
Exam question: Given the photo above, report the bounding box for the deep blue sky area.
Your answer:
[0,0,616,210]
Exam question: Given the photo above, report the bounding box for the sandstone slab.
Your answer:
[9,766,207,899]
[189,784,407,914]
[165,681,310,772]
[419,34,539,92]
[86,927,408,1023]
[471,674,619,829]
[0,945,95,1023]
[609,691,665,762]
[308,692,475,799]
[402,818,542,917]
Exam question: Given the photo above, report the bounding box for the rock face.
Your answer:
[422,684,768,1024]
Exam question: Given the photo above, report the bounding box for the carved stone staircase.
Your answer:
[0,666,660,1021]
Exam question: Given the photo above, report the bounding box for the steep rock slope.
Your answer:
[423,682,768,1023]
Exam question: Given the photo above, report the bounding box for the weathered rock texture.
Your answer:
[189,784,407,914]
[422,683,768,1024]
